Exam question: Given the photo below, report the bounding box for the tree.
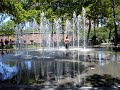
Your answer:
[0,0,120,44]
[0,21,15,36]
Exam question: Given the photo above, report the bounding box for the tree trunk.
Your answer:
[87,16,91,44]
[109,28,112,42]
[94,19,96,36]
[92,19,97,45]
[111,0,118,46]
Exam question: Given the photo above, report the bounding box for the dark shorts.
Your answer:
[65,43,69,49]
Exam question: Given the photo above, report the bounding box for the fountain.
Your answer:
[15,7,92,56]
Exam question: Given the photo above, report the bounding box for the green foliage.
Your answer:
[0,0,120,42]
[90,27,110,39]
[0,21,15,36]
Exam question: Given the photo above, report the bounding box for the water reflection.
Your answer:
[0,50,120,87]
[0,62,18,80]
[24,61,32,70]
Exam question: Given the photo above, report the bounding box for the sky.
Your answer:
[0,14,11,25]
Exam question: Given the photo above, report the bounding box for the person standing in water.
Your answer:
[64,36,70,49]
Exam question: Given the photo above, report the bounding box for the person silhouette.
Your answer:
[0,39,4,54]
[5,39,9,53]
[64,36,69,49]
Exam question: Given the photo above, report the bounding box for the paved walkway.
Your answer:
[0,83,120,90]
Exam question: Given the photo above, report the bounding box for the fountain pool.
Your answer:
[0,49,120,89]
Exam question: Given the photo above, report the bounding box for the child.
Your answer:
[64,36,69,49]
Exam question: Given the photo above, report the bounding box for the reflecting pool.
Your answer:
[0,48,120,88]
